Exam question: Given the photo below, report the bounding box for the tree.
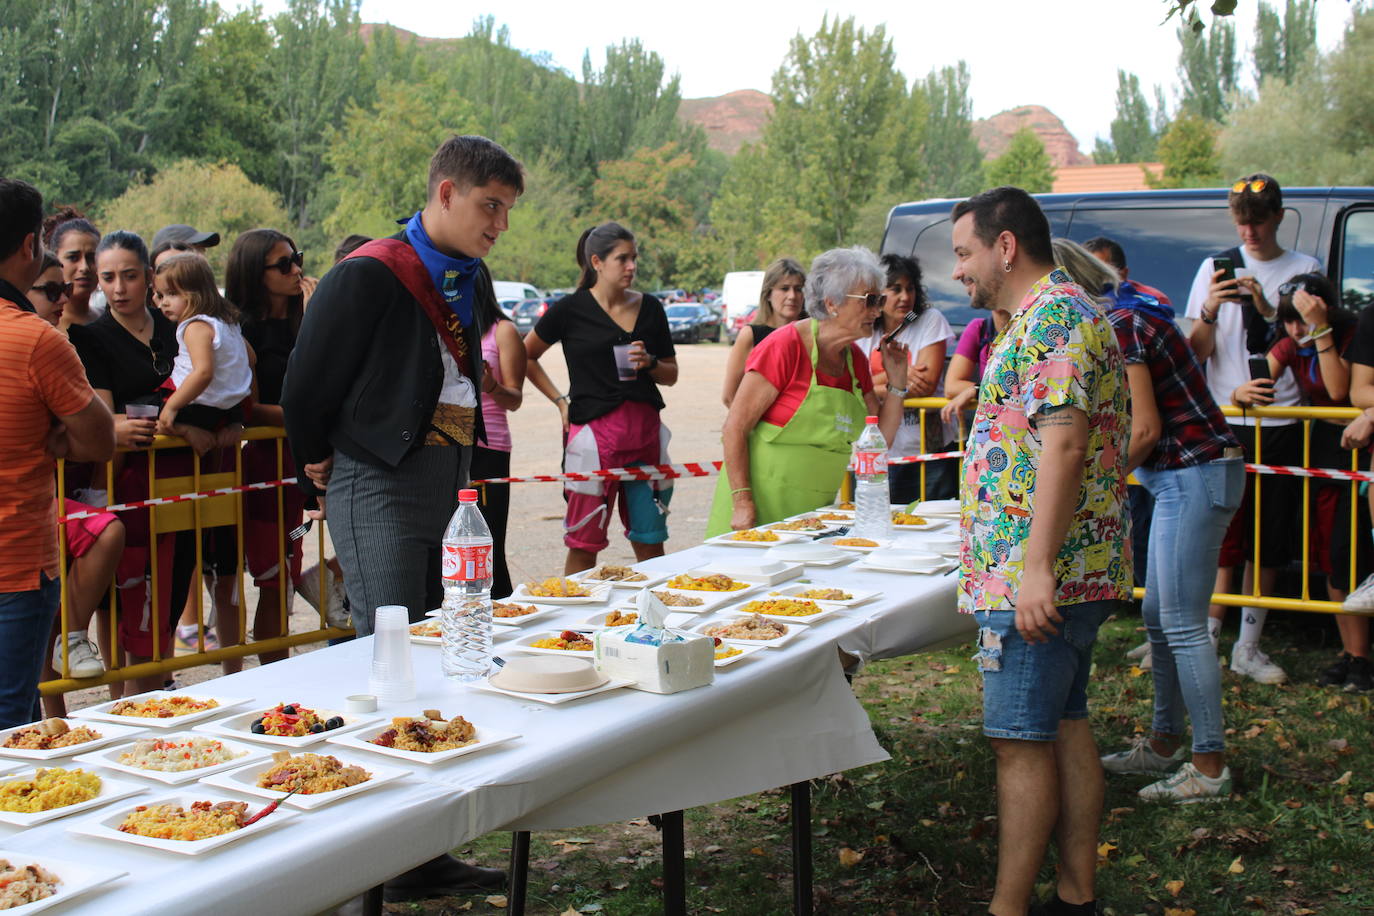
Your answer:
[484,155,582,290]
[1149,116,1222,188]
[919,62,984,198]
[1253,0,1316,85]
[98,160,288,276]
[707,144,820,273]
[592,143,699,286]
[1108,70,1158,162]
[1177,19,1239,122]
[984,128,1055,193]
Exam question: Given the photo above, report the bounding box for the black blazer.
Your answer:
[282,235,488,498]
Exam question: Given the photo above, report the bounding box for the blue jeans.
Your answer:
[975,599,1118,741]
[1134,458,1244,754]
[0,574,59,729]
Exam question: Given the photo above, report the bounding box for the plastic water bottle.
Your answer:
[851,415,892,540]
[440,489,494,681]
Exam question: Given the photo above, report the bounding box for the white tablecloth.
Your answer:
[1,525,969,915]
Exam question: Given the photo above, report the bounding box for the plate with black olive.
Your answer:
[192,703,380,748]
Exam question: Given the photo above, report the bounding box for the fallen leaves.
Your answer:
[485,895,508,908]
[1228,856,1245,874]
[1096,841,1119,865]
[1163,909,1197,916]
[838,847,864,867]
[1333,770,1353,786]
[1165,878,1185,896]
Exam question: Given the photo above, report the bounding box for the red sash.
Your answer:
[344,238,473,377]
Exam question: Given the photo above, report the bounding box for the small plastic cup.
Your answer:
[125,404,159,419]
[612,344,637,381]
[369,605,416,701]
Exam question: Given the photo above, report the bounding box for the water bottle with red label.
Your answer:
[440,489,494,681]
[851,415,892,540]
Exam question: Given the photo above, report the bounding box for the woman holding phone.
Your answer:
[524,222,678,574]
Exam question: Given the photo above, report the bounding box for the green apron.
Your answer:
[707,320,866,536]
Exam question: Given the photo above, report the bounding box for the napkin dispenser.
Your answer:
[594,590,714,694]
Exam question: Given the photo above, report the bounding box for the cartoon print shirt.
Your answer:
[958,269,1132,614]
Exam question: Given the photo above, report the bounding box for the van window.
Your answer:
[1066,207,1301,313]
[1338,209,1374,311]
[912,212,1072,329]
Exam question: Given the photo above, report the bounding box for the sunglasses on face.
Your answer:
[1232,178,1268,194]
[264,250,304,275]
[29,281,73,304]
[845,293,884,309]
[149,337,172,376]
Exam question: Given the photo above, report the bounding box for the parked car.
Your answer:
[881,187,1374,330]
[666,304,721,343]
[497,297,521,319]
[512,298,555,336]
[493,280,542,302]
[653,288,688,304]
[726,307,758,345]
[720,270,765,329]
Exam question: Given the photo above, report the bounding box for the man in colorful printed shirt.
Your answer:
[952,187,1130,916]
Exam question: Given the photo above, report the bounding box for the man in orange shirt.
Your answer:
[0,178,114,727]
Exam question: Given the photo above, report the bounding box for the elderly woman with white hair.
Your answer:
[706,247,910,535]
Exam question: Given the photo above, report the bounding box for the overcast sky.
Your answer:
[245,0,1354,153]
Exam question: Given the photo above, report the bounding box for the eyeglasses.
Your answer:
[149,337,172,376]
[29,281,73,304]
[264,250,304,275]
[845,293,883,309]
[1232,178,1268,194]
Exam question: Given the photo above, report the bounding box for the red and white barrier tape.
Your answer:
[887,450,965,466]
[58,478,296,522]
[1247,463,1374,483]
[473,461,723,485]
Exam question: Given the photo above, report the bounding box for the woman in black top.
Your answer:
[224,229,308,665]
[525,222,678,574]
[721,258,805,407]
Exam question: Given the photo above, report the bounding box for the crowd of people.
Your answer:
[3,143,1373,914]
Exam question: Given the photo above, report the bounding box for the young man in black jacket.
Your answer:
[282,137,521,904]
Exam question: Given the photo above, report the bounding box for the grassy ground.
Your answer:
[368,612,1373,916]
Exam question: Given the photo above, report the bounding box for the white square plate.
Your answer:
[704,529,806,548]
[0,720,148,762]
[728,597,845,626]
[763,583,881,608]
[566,567,669,590]
[764,517,847,535]
[72,733,268,785]
[467,677,635,705]
[508,580,612,605]
[853,553,954,575]
[67,791,297,855]
[0,848,127,914]
[762,542,856,568]
[505,632,598,658]
[891,514,954,531]
[691,617,804,649]
[198,752,411,809]
[193,707,378,748]
[0,771,146,827]
[423,604,563,631]
[408,620,444,646]
[69,692,252,729]
[712,643,766,668]
[815,536,891,553]
[631,586,752,614]
[326,721,520,765]
[910,499,960,517]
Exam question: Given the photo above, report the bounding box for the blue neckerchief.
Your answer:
[1296,342,1320,385]
[403,210,479,328]
[1105,280,1177,324]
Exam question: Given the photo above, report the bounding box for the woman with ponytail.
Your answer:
[523,222,678,573]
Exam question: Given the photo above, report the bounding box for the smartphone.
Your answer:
[1248,356,1271,381]
[1213,256,1236,285]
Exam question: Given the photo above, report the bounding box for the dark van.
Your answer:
[880,187,1374,329]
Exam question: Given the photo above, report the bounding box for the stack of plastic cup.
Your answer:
[369,605,416,701]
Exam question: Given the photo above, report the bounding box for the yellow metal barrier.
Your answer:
[44,427,352,698]
[898,397,1367,616]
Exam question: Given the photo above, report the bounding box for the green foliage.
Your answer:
[983,128,1055,193]
[918,63,984,198]
[1149,116,1222,188]
[1109,70,1159,163]
[484,155,582,290]
[707,144,820,275]
[1177,19,1240,122]
[97,160,288,276]
[1253,0,1316,86]
[592,143,700,287]
[1221,7,1374,187]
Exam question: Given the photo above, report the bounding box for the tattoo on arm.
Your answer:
[1036,406,1077,429]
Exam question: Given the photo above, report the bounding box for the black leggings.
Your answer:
[470,446,513,600]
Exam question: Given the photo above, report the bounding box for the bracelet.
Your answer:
[730,486,752,495]
[1309,326,1332,341]
[1317,345,1334,353]
[1200,310,1218,325]
[554,394,569,403]
[886,385,909,397]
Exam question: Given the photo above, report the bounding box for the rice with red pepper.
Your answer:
[256,752,370,794]
[370,714,476,753]
[118,800,247,841]
[0,858,61,908]
[118,737,245,772]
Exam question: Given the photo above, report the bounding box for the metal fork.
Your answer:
[288,518,312,542]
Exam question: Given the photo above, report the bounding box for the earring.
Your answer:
[1002,260,1012,273]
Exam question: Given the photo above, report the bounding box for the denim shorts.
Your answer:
[974,599,1119,742]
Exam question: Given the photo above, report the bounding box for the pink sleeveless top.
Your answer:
[479,324,512,452]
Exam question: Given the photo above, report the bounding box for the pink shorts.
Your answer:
[62,501,119,558]
[563,401,670,552]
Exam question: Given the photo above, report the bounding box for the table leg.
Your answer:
[791,781,813,915]
[361,884,383,916]
[660,809,686,916]
[509,830,531,915]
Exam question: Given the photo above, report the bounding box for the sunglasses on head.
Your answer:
[265,250,304,274]
[149,337,172,377]
[1232,178,1268,194]
[29,281,73,304]
[845,293,884,309]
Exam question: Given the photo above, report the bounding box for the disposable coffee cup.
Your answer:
[125,404,159,419]
[369,605,416,701]
[612,344,637,381]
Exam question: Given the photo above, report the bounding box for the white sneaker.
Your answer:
[1343,573,1374,614]
[1139,643,1153,670]
[1100,738,1186,776]
[53,633,104,679]
[1230,643,1287,684]
[1138,762,1232,804]
[1125,640,1150,660]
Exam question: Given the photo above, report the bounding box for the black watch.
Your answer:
[647,354,659,370]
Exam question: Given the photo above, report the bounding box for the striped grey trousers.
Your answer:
[329,445,470,636]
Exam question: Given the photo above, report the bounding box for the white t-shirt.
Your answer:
[860,308,957,456]
[1184,247,1320,427]
[172,315,253,410]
